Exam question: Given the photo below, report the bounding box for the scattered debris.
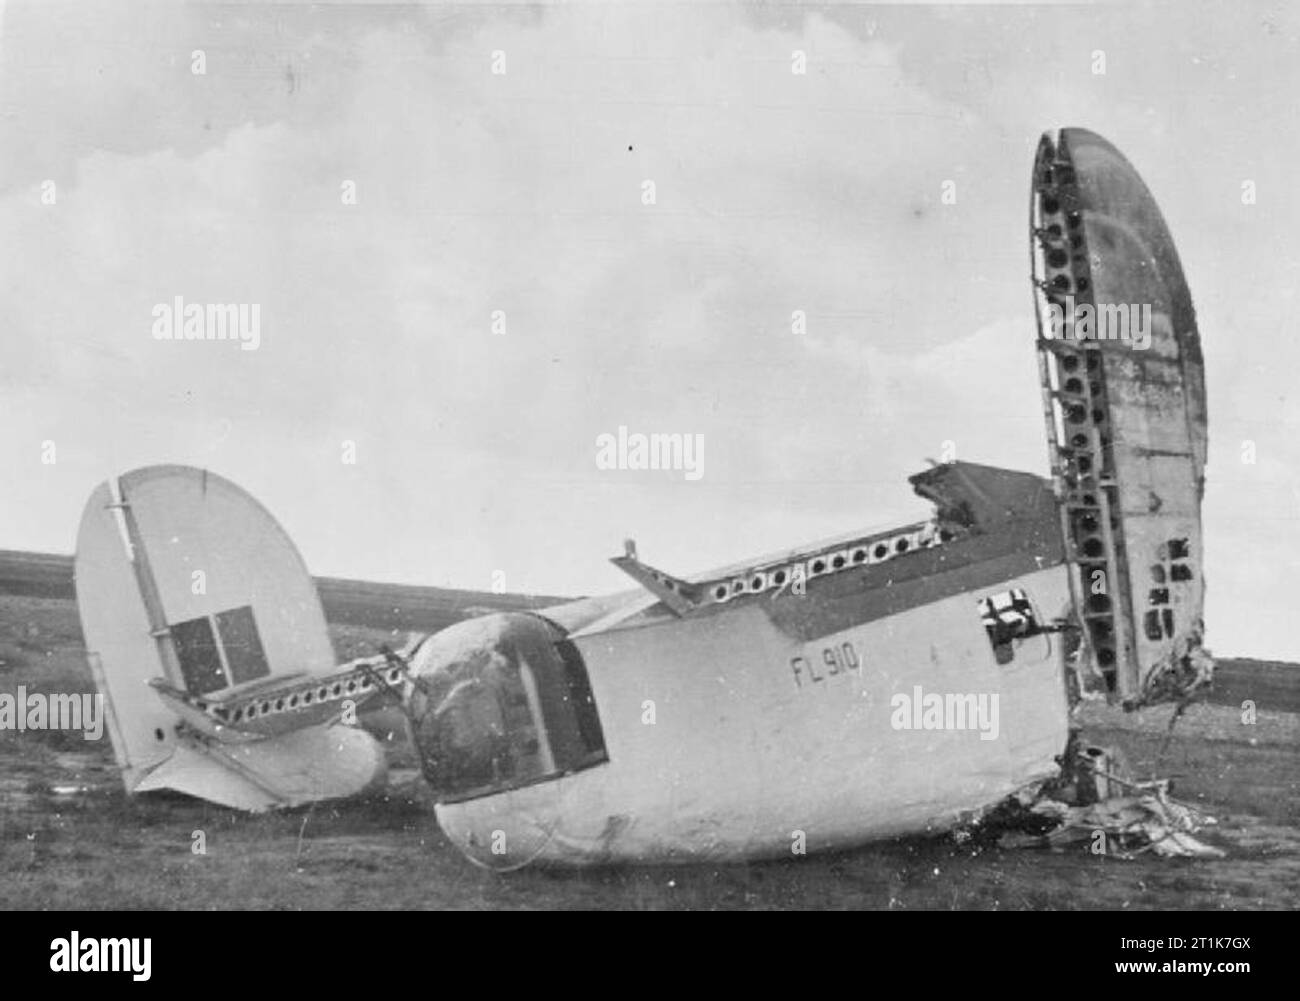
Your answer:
[959,736,1225,860]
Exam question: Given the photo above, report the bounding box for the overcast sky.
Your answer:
[1,1,1296,660]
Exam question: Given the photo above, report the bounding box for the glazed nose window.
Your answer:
[413,614,608,802]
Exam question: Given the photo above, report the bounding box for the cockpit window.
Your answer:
[557,638,605,757]
[413,615,607,802]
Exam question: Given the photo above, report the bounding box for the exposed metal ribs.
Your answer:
[1029,140,1134,696]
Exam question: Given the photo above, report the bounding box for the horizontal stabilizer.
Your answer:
[134,744,282,811]
[134,723,388,811]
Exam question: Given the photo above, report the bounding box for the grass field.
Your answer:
[1,553,1297,910]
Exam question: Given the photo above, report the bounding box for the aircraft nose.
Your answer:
[410,674,513,796]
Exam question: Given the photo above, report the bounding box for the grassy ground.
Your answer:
[1,587,1297,910]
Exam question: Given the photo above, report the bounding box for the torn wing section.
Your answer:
[1030,128,1211,707]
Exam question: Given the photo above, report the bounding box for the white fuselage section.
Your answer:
[435,564,1071,867]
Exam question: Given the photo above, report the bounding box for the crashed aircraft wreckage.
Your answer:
[72,127,1215,867]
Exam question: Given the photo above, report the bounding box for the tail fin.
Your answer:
[74,465,387,808]
[1030,128,1211,707]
